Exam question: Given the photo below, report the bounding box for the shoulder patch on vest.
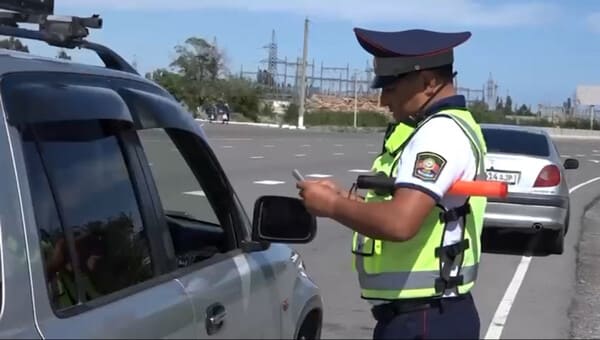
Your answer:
[413,152,447,182]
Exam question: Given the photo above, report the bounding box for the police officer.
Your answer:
[297,27,488,339]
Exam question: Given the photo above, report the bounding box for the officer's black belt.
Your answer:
[370,295,469,322]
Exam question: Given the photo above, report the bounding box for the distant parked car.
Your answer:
[481,124,579,254]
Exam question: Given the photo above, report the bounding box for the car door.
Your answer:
[135,126,283,338]
[11,117,197,339]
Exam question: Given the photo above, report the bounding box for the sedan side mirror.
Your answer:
[563,158,579,170]
[251,196,317,244]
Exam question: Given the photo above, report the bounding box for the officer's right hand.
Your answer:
[312,179,364,201]
[312,179,341,193]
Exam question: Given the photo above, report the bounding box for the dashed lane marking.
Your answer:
[576,154,585,157]
[301,144,311,147]
[250,156,264,159]
[295,154,307,157]
[589,160,600,164]
[211,138,253,141]
[222,145,233,149]
[334,144,344,147]
[264,145,275,148]
[348,169,372,173]
[333,152,345,156]
[368,151,379,155]
[253,180,285,185]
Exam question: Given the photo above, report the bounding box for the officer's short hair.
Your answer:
[427,64,454,83]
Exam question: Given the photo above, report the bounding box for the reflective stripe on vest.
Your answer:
[356,254,479,290]
[352,108,487,300]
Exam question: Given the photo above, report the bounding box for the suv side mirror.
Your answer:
[251,196,317,244]
[564,158,579,170]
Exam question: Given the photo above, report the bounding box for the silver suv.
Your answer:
[0,1,322,338]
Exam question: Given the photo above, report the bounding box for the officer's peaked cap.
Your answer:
[354,28,471,89]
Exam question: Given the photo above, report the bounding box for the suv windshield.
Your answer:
[482,128,550,157]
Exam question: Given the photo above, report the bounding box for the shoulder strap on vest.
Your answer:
[432,112,486,180]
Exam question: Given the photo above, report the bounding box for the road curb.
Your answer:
[569,194,600,339]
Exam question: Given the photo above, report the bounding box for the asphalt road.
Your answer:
[198,123,600,339]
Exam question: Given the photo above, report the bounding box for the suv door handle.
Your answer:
[205,303,226,335]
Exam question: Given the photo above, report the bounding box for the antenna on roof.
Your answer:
[0,0,137,74]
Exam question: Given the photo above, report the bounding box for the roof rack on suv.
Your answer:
[0,0,138,74]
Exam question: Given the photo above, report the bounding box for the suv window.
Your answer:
[137,128,239,269]
[22,121,154,312]
[482,128,550,157]
[138,128,218,225]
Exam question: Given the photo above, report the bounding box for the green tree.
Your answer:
[504,95,513,115]
[0,37,29,52]
[147,69,186,102]
[496,97,504,113]
[171,37,227,82]
[516,104,532,116]
[149,36,262,121]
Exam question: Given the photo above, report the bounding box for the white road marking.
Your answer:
[367,144,375,147]
[307,174,332,178]
[253,180,285,185]
[211,138,253,141]
[576,154,585,157]
[560,154,570,157]
[368,151,379,155]
[301,144,311,147]
[484,176,600,339]
[348,169,372,173]
[250,156,264,159]
[295,154,306,157]
[183,190,206,197]
[222,145,233,149]
[333,152,345,156]
[589,160,600,164]
[594,150,600,153]
[264,144,275,148]
[334,144,344,147]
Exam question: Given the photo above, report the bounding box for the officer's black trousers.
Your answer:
[371,293,480,339]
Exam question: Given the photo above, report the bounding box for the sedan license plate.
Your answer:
[486,171,520,184]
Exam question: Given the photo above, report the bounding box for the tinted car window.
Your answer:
[482,128,550,157]
[137,128,219,225]
[22,121,154,312]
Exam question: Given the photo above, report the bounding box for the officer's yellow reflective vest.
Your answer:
[364,122,415,203]
[351,108,488,300]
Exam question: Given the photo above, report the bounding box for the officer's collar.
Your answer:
[384,123,415,155]
[423,94,467,116]
[408,94,467,126]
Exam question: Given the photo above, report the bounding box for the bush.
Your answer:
[219,78,262,122]
[303,110,391,127]
[283,103,299,124]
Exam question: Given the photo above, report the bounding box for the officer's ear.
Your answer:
[420,70,444,97]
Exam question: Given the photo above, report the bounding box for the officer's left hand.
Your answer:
[297,180,340,217]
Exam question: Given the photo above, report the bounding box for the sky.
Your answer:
[16,0,600,108]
